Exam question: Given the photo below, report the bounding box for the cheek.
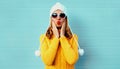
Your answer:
[52,18,57,23]
[61,19,65,23]
[51,18,57,25]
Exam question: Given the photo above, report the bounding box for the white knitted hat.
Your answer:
[50,2,67,16]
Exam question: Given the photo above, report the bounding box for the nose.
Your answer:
[57,16,61,20]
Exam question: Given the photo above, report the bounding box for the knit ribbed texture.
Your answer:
[40,34,79,69]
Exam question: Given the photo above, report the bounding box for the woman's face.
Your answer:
[51,9,66,28]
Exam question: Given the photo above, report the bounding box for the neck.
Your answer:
[57,27,61,29]
[57,27,61,35]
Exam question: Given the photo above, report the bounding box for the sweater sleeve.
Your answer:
[40,34,59,65]
[60,34,79,65]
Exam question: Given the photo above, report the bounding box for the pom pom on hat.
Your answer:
[50,2,67,16]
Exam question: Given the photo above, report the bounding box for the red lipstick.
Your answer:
[57,21,61,25]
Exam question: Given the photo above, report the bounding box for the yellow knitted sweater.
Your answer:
[40,34,79,69]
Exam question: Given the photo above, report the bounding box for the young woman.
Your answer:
[40,2,79,69]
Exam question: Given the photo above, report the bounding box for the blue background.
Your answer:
[0,0,120,69]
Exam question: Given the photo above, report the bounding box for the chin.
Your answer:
[56,25,62,27]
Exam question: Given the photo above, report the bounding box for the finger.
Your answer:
[52,21,59,37]
[52,21,57,29]
[52,21,55,28]
[62,22,65,30]
[63,22,66,27]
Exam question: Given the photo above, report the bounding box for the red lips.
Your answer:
[57,21,61,25]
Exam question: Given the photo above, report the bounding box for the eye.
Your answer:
[60,13,66,18]
[52,13,57,18]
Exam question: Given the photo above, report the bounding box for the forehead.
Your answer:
[53,9,64,13]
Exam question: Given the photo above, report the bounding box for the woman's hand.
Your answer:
[60,21,66,37]
[52,21,59,38]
